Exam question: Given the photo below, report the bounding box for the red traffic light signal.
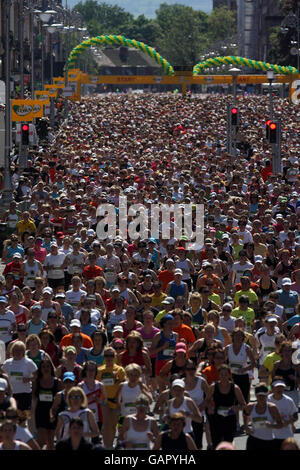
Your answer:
[21,123,30,145]
[269,121,278,144]
[230,107,239,126]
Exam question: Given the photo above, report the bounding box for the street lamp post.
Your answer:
[2,0,13,208]
[47,24,64,128]
[267,69,274,120]
[229,67,241,156]
[267,69,281,174]
[39,10,57,90]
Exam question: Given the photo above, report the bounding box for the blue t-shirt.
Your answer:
[61,303,74,327]
[75,347,89,365]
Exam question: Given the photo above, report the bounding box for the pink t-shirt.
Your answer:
[34,247,47,263]
[137,326,160,358]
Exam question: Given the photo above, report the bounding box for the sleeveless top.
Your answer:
[86,348,104,366]
[26,349,46,368]
[64,218,77,235]
[213,382,236,417]
[170,359,187,378]
[250,404,274,440]
[157,331,176,361]
[136,326,160,358]
[187,307,204,327]
[80,381,103,423]
[58,408,91,441]
[121,350,145,368]
[169,281,186,299]
[13,306,27,325]
[161,431,189,451]
[34,377,60,406]
[120,382,140,416]
[214,327,226,347]
[184,377,205,406]
[228,343,248,375]
[126,416,152,450]
[257,279,274,301]
[169,397,193,433]
[275,364,297,391]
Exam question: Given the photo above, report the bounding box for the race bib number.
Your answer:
[252,417,267,429]
[163,347,175,357]
[10,371,23,381]
[39,392,53,402]
[101,373,114,386]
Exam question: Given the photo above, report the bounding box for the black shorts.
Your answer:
[13,392,32,411]
[246,435,276,450]
[47,278,65,289]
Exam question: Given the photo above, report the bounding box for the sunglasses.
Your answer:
[222,309,231,312]
[114,346,123,350]
[69,395,82,399]
[48,316,57,319]
[104,354,114,358]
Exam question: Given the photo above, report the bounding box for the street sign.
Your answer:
[62,86,74,97]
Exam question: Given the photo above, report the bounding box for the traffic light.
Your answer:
[269,122,278,144]
[21,123,29,145]
[230,106,239,126]
[266,119,271,140]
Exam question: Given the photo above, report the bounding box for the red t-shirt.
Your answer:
[82,265,104,280]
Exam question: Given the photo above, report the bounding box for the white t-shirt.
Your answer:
[232,262,254,283]
[15,424,33,443]
[220,316,236,332]
[65,288,86,310]
[237,230,253,244]
[268,393,298,439]
[2,357,37,394]
[0,310,16,344]
[44,253,66,279]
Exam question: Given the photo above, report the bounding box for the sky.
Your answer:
[67,0,213,17]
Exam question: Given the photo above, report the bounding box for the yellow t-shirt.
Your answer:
[16,219,36,237]
[151,292,167,308]
[234,289,258,306]
[208,293,221,306]
[231,306,255,331]
[97,364,125,407]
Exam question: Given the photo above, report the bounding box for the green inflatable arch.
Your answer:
[193,56,298,76]
[68,35,175,76]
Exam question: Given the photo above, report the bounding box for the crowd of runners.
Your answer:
[0,90,300,450]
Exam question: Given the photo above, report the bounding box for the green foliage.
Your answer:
[72,1,237,67]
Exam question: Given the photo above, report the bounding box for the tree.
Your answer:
[154,3,209,66]
[206,6,237,45]
[74,1,134,36]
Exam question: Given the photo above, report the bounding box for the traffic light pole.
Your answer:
[226,103,232,154]
[272,122,281,174]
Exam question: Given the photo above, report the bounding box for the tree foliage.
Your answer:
[73,1,237,67]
